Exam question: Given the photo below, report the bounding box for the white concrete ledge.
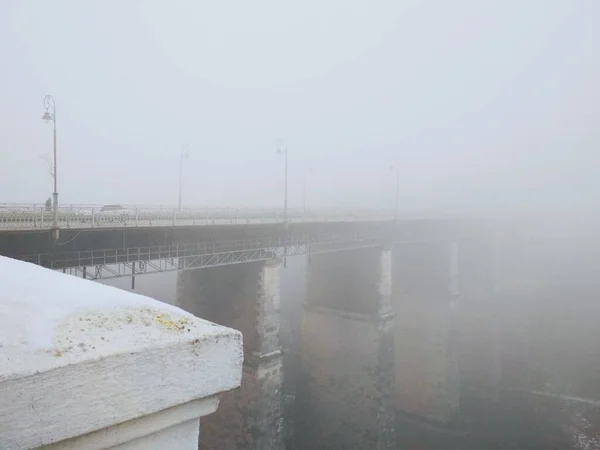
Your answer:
[41,396,220,450]
[0,256,243,450]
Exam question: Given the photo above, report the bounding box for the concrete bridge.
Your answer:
[0,203,404,231]
[0,203,463,272]
[0,203,537,448]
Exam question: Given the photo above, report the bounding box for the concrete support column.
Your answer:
[392,241,460,425]
[492,236,536,393]
[457,237,502,412]
[177,259,283,450]
[296,247,395,449]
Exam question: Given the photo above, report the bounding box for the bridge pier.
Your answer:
[176,260,284,450]
[392,241,460,425]
[296,247,396,449]
[457,238,502,413]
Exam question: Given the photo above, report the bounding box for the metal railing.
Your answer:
[0,203,396,230]
[15,233,401,280]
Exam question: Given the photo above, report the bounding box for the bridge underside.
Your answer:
[0,222,386,257]
[0,218,466,269]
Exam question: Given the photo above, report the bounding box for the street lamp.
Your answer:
[178,143,190,211]
[389,164,400,222]
[303,164,312,214]
[42,95,58,237]
[276,139,288,224]
[276,139,288,268]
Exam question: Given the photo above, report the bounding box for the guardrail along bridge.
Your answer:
[0,203,466,279]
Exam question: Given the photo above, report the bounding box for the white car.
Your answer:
[99,205,131,222]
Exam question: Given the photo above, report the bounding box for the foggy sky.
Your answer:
[1,1,599,212]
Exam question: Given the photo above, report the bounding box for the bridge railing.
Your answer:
[15,233,391,279]
[0,204,395,230]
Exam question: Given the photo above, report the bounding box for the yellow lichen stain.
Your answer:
[154,312,191,332]
[74,308,194,334]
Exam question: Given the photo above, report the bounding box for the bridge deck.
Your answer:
[0,204,395,231]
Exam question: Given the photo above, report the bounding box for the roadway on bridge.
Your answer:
[0,204,397,231]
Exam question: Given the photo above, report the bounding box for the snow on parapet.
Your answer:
[0,256,243,449]
[0,255,240,378]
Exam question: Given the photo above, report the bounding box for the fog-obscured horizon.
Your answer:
[1,1,599,214]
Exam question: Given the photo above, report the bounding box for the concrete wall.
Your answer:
[0,256,242,450]
[392,241,460,424]
[296,247,396,449]
[177,260,284,450]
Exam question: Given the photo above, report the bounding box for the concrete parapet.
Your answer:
[0,256,242,450]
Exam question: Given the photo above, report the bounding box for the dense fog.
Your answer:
[2,1,600,448]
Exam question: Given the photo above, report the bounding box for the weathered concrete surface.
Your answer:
[296,247,395,449]
[392,241,460,424]
[177,260,283,450]
[0,256,242,450]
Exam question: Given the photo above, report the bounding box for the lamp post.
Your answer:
[276,139,288,268]
[390,164,400,222]
[303,164,312,214]
[42,95,58,237]
[276,139,288,224]
[178,143,190,211]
